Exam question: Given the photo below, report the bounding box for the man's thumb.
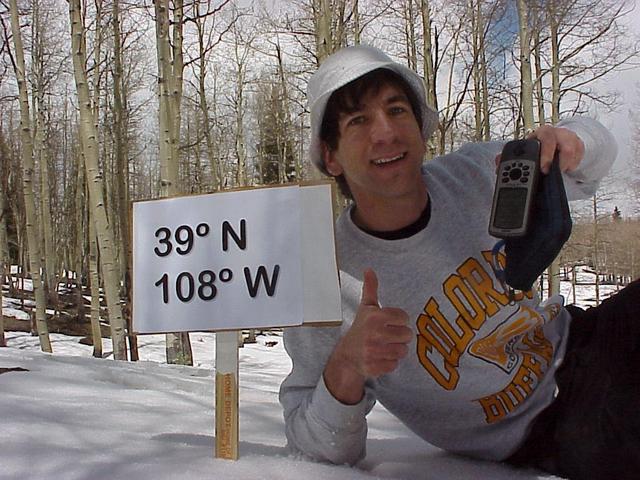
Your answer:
[360,269,379,307]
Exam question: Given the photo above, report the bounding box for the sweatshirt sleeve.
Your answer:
[556,116,618,200]
[279,324,376,465]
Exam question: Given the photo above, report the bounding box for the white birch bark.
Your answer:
[9,0,51,353]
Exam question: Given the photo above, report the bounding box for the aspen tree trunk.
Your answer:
[156,1,173,193]
[155,0,192,365]
[238,68,256,344]
[88,203,103,358]
[37,99,55,302]
[0,273,4,346]
[74,156,88,347]
[533,29,546,125]
[536,6,560,296]
[0,178,5,345]
[337,0,350,50]
[0,206,7,279]
[170,0,184,174]
[315,0,333,63]
[62,86,77,292]
[193,7,221,191]
[9,0,51,353]
[31,0,56,300]
[86,0,110,355]
[420,0,438,157]
[548,0,560,125]
[0,143,9,296]
[593,195,600,305]
[479,6,490,141]
[313,0,346,208]
[439,28,462,155]
[197,69,221,189]
[0,237,4,346]
[112,0,137,361]
[420,0,437,111]
[480,52,490,140]
[60,87,72,288]
[548,260,561,296]
[516,0,535,132]
[113,0,129,293]
[68,0,127,360]
[231,24,249,348]
[155,0,180,193]
[353,0,360,44]
[234,63,247,187]
[471,0,483,142]
[545,1,565,297]
[518,0,561,296]
[403,0,418,70]
[275,41,293,183]
[229,13,253,190]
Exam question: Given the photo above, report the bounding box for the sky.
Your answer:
[592,2,640,188]
[0,268,622,480]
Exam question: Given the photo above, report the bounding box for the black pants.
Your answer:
[507,279,640,480]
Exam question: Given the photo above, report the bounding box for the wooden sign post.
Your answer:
[215,331,239,459]
[132,183,341,460]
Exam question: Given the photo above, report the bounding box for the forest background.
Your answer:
[0,0,639,364]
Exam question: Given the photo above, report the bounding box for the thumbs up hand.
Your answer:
[323,269,413,405]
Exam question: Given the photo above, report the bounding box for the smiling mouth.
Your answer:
[372,152,406,165]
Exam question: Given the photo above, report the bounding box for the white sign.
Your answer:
[132,183,341,333]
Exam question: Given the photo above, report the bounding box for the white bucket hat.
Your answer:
[307,45,439,175]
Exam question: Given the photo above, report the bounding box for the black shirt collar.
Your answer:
[356,195,431,240]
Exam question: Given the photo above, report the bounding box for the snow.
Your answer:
[2,295,31,321]
[1,267,619,480]
[0,331,563,480]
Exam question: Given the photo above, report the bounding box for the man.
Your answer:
[280,45,639,479]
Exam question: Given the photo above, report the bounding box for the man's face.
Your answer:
[323,83,426,206]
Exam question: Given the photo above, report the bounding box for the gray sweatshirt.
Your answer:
[280,117,617,465]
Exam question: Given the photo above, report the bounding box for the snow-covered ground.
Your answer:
[0,267,623,480]
[0,332,562,480]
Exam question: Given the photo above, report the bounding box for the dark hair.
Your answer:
[320,68,424,199]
